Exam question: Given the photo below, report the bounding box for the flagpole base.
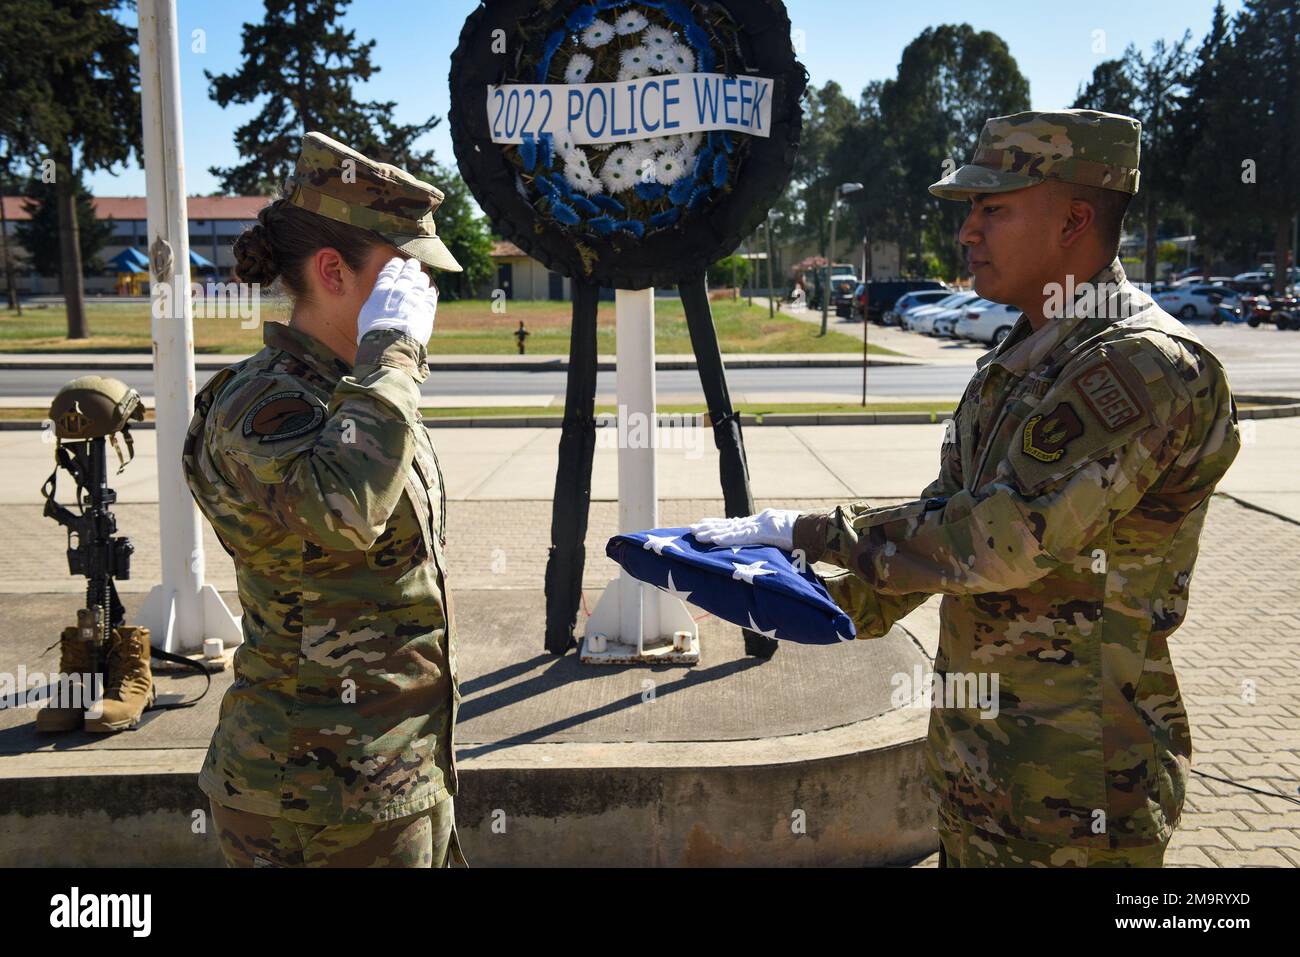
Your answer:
[580,574,699,665]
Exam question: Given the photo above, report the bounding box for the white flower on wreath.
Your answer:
[565,53,594,84]
[564,161,602,195]
[600,149,640,193]
[643,25,674,51]
[614,10,648,35]
[653,148,692,185]
[667,43,695,73]
[619,45,651,78]
[553,130,578,156]
[647,47,672,73]
[582,19,614,48]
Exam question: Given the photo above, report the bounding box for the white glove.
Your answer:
[356,256,438,346]
[689,507,802,551]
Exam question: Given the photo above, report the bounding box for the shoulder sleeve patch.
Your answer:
[1021,402,1085,463]
[1072,358,1145,431]
[241,390,325,443]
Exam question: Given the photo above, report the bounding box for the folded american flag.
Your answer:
[606,528,856,645]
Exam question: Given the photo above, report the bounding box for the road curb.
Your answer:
[4,399,1296,431]
[0,354,923,372]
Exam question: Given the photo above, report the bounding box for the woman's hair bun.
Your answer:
[233,220,280,286]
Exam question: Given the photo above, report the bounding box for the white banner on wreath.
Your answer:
[486,73,774,146]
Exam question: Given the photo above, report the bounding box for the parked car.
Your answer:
[830,274,862,317]
[932,312,962,337]
[955,301,1019,345]
[1154,283,1241,321]
[915,296,983,336]
[857,278,948,322]
[904,291,978,331]
[1265,294,1299,330]
[883,289,953,326]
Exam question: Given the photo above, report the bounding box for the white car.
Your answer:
[916,298,981,336]
[884,289,952,325]
[955,301,1020,345]
[904,291,978,332]
[1153,283,1240,321]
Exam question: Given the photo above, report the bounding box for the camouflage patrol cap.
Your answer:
[284,131,463,272]
[929,109,1141,201]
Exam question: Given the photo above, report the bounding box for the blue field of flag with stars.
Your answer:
[605,528,857,645]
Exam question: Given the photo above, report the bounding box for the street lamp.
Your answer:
[821,181,864,335]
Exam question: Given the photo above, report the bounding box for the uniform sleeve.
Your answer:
[798,404,966,637]
[207,329,428,552]
[796,337,1209,602]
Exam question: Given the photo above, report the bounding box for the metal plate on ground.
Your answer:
[579,632,700,666]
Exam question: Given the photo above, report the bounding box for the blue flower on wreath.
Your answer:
[649,207,680,228]
[566,5,598,31]
[591,194,626,215]
[536,28,566,82]
[551,201,581,225]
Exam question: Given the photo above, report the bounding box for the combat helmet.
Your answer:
[47,376,145,469]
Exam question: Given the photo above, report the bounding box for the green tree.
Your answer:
[1084,37,1193,284]
[412,163,493,300]
[1229,0,1300,290]
[0,0,141,338]
[14,173,115,280]
[830,82,904,283]
[1170,0,1298,284]
[879,25,1031,278]
[707,254,752,288]
[208,0,441,194]
[1170,2,1247,271]
[1073,58,1140,116]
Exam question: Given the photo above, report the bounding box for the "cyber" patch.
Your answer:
[1072,360,1143,431]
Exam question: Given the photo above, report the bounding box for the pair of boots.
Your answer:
[35,619,156,733]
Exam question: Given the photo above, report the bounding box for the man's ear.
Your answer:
[310,247,348,297]
[1060,196,1096,250]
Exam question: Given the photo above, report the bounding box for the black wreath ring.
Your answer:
[449,0,808,290]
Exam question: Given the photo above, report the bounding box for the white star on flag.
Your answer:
[745,612,779,640]
[658,570,693,602]
[643,534,682,555]
[731,559,775,584]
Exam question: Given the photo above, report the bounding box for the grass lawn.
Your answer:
[0,298,893,356]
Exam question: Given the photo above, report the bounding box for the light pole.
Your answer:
[765,210,776,318]
[821,181,863,336]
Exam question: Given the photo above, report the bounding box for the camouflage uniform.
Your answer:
[794,111,1242,867]
[182,133,464,866]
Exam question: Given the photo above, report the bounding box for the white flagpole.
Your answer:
[136,0,240,654]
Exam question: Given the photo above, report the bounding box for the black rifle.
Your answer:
[41,437,210,707]
[42,437,132,679]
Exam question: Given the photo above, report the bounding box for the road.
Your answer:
[1,321,1296,403]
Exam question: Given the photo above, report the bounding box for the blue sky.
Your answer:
[81,0,1239,196]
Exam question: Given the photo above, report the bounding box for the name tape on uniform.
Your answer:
[486,73,774,146]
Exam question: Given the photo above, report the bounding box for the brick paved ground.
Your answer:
[2,493,1295,866]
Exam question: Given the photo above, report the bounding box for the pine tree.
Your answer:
[207,0,441,194]
[14,173,115,281]
[0,0,141,338]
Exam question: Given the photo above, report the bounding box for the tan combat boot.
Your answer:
[34,625,99,733]
[84,625,156,733]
